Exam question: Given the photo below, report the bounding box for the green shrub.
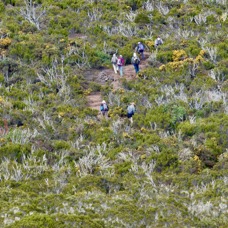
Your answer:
[206,15,217,24]
[3,0,17,6]
[9,214,57,228]
[213,152,228,171]
[0,73,4,83]
[145,106,172,130]
[153,10,166,24]
[203,61,214,70]
[119,44,137,64]
[149,148,179,172]
[169,104,187,125]
[135,13,150,24]
[125,0,142,10]
[0,2,5,12]
[107,146,124,160]
[115,161,132,175]
[21,21,38,33]
[177,122,198,137]
[185,41,201,58]
[52,140,70,151]
[217,42,228,61]
[12,100,26,109]
[194,145,217,168]
[76,175,103,191]
[89,50,110,68]
[10,42,35,63]
[157,50,173,63]
[0,143,31,161]
[189,74,217,92]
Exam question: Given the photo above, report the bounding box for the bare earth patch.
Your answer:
[87,92,102,110]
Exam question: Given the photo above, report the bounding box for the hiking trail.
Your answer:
[85,52,150,110]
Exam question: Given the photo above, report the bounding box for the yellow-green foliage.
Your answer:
[172,49,187,62]
[0,1,227,227]
[159,49,205,71]
[0,37,12,48]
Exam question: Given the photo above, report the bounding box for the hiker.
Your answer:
[127,102,136,124]
[154,36,163,49]
[100,100,109,117]
[136,41,145,60]
[131,52,140,74]
[111,53,118,74]
[117,55,124,77]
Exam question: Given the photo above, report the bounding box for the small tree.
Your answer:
[20,0,46,30]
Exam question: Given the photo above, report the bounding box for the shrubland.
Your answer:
[0,0,227,227]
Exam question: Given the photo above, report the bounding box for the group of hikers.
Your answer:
[111,37,163,76]
[111,41,143,76]
[100,37,164,124]
[100,100,136,124]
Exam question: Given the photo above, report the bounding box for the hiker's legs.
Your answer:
[133,64,137,74]
[127,113,133,125]
[105,111,108,119]
[140,50,144,60]
[130,117,133,124]
[119,66,123,77]
[113,64,117,74]
[134,64,139,74]
[142,51,144,60]
[136,64,139,73]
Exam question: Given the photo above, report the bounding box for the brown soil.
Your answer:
[87,92,102,111]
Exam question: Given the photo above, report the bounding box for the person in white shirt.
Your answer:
[111,53,118,74]
[154,36,163,48]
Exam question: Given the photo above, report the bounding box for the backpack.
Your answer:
[127,105,135,115]
[138,43,144,51]
[103,103,109,111]
[134,58,139,65]
[100,104,104,111]
[156,38,162,46]
[117,58,122,65]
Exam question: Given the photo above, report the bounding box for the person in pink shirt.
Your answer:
[117,55,124,77]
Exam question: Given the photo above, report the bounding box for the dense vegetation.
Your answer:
[0,0,227,227]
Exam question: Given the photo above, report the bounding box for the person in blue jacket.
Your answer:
[127,102,136,124]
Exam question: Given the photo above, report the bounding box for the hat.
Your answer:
[119,55,122,57]
[133,52,137,57]
[131,102,135,105]
[138,42,140,44]
[102,100,106,104]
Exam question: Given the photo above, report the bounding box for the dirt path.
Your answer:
[85,52,150,110]
[87,92,102,111]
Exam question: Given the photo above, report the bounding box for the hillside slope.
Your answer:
[0,0,227,227]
